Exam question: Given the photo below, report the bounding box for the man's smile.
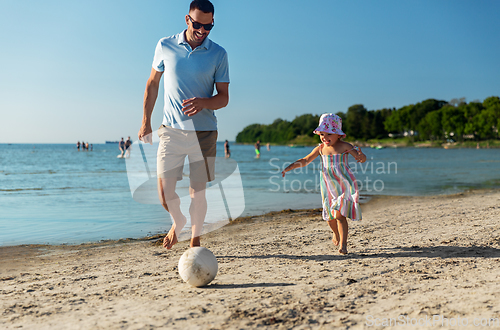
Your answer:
[194,31,206,40]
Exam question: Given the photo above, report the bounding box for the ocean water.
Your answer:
[1,143,499,246]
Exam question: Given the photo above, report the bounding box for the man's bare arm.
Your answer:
[138,68,163,144]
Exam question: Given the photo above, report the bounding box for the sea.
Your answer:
[1,142,499,246]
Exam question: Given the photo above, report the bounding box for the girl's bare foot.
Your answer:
[332,233,340,246]
[163,226,178,249]
[327,219,340,246]
[339,245,348,255]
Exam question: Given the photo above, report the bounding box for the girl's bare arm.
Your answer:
[347,145,367,163]
[282,146,320,177]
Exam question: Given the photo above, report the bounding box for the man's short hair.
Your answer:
[190,0,214,14]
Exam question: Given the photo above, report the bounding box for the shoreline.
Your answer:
[2,188,500,328]
[1,188,498,249]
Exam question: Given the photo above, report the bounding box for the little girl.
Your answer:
[282,113,366,254]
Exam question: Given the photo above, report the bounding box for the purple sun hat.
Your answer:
[313,113,346,137]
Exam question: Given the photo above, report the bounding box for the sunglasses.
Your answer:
[188,15,214,31]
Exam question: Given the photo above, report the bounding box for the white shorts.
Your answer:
[157,125,217,182]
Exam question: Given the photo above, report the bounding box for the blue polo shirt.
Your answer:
[152,30,230,131]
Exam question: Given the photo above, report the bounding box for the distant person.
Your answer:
[119,138,125,157]
[137,0,230,250]
[281,113,366,255]
[77,141,81,151]
[90,144,93,151]
[124,136,132,157]
[266,142,270,151]
[254,140,261,158]
[224,140,230,158]
[81,141,86,151]
[86,142,89,151]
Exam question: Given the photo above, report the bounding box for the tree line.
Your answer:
[235,96,500,143]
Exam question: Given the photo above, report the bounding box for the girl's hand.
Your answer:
[353,147,367,163]
[282,162,294,177]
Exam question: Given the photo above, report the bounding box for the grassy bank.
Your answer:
[236,138,500,149]
[351,138,500,149]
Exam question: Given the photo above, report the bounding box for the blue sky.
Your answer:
[1,0,499,143]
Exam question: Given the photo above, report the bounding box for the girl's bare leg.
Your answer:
[335,211,348,254]
[327,219,340,246]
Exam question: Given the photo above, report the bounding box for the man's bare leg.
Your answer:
[189,180,207,247]
[158,177,187,249]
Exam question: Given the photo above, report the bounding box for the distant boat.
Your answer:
[370,145,384,150]
[105,141,119,144]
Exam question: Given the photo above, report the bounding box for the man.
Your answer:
[138,0,229,250]
[224,140,230,158]
[124,136,132,157]
[119,138,125,157]
[254,140,261,158]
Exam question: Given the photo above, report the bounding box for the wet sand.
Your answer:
[1,190,500,329]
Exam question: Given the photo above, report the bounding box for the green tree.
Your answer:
[235,114,321,144]
[474,98,500,139]
[412,99,447,134]
[384,109,403,134]
[481,96,500,139]
[291,114,321,137]
[418,110,443,140]
[344,104,368,139]
[441,106,466,141]
[369,109,392,139]
[235,123,263,143]
[235,96,499,144]
[462,102,484,138]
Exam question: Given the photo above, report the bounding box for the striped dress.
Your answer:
[319,146,362,221]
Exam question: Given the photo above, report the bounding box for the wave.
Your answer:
[3,170,58,176]
[3,169,127,176]
[0,188,43,192]
[0,187,83,192]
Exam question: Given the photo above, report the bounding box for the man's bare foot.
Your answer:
[339,245,348,255]
[190,236,201,247]
[163,226,178,249]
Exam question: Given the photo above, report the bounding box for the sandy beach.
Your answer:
[1,190,500,329]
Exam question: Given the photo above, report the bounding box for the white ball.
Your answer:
[178,247,218,287]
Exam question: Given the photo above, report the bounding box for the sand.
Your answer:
[1,190,500,329]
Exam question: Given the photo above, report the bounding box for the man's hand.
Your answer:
[182,83,229,116]
[138,124,153,145]
[182,97,207,116]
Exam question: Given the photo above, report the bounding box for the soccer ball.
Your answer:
[178,247,218,287]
